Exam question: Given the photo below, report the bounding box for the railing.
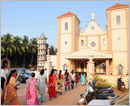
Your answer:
[95,62,106,74]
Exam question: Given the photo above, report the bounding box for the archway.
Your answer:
[1,58,11,69]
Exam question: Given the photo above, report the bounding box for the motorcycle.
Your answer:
[78,80,117,105]
[117,77,125,92]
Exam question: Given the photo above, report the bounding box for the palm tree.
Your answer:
[13,36,22,67]
[1,33,16,58]
[21,35,29,67]
[50,45,56,55]
[30,38,38,66]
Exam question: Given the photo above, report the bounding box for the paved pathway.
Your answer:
[17,83,86,105]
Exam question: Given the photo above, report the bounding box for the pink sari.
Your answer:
[25,78,39,105]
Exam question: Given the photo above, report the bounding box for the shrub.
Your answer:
[91,73,113,87]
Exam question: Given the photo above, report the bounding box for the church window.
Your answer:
[65,22,68,30]
[116,15,121,25]
[91,42,96,47]
[117,64,123,75]
[65,41,67,45]
[81,40,84,46]
[91,26,95,30]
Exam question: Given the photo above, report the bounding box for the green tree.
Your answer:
[13,36,22,67]
[49,45,56,55]
[21,35,29,67]
[30,38,38,66]
[1,33,16,58]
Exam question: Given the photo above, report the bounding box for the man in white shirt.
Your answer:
[34,68,39,80]
[1,66,6,90]
[70,70,75,89]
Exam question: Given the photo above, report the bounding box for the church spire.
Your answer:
[91,12,95,21]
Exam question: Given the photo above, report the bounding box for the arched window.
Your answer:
[81,40,84,46]
[116,15,121,25]
[117,64,123,75]
[65,22,68,30]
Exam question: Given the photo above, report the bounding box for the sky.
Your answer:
[1,1,129,48]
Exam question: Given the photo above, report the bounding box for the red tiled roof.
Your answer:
[106,3,129,11]
[57,11,76,18]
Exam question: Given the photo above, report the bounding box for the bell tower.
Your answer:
[57,10,80,70]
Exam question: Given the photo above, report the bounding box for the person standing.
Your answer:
[25,73,39,105]
[34,69,39,80]
[70,70,75,89]
[48,69,57,100]
[1,66,6,90]
[1,70,22,105]
[37,69,46,102]
[81,72,86,85]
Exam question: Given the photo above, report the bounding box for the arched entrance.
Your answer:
[1,58,11,69]
[81,63,84,72]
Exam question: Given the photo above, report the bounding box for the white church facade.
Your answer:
[45,3,129,87]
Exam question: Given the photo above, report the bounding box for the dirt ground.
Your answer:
[17,83,129,105]
[44,86,129,105]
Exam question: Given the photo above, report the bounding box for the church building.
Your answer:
[45,3,129,86]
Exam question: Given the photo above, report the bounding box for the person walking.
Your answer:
[81,72,86,85]
[37,69,46,102]
[25,73,39,105]
[48,69,57,100]
[70,70,75,89]
[56,70,64,94]
[64,72,71,91]
[34,69,39,80]
[1,70,22,105]
[1,66,6,91]
[75,72,79,86]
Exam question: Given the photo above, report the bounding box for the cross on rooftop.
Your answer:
[67,7,71,11]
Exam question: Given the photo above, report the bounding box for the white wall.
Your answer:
[88,36,99,50]
[112,29,127,51]
[61,18,72,33]
[111,9,126,29]
[113,52,128,75]
[61,34,72,53]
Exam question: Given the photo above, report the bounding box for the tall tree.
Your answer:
[1,33,16,58]
[13,36,22,67]
[30,38,38,66]
[21,35,29,67]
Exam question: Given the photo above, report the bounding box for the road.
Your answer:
[17,83,86,105]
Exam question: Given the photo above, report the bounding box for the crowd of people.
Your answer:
[1,66,87,105]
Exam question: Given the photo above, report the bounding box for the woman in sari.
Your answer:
[37,69,46,102]
[56,70,64,94]
[1,70,22,105]
[64,72,71,91]
[25,73,39,105]
[75,72,79,86]
[48,69,57,100]
[81,72,86,85]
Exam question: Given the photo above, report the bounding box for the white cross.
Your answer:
[116,1,119,3]
[67,7,71,11]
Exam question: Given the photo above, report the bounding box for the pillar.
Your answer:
[106,60,109,75]
[68,60,71,73]
[87,57,95,82]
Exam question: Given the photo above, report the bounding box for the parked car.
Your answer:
[7,68,31,83]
